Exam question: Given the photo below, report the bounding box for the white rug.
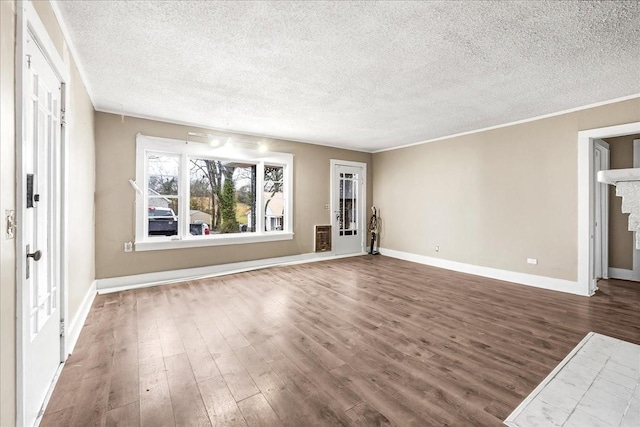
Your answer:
[504,332,640,427]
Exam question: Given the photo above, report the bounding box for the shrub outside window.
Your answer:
[134,134,293,251]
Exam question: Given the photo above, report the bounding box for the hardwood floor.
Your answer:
[41,256,640,426]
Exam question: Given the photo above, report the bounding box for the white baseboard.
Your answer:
[608,267,636,281]
[96,251,365,294]
[379,247,586,296]
[65,280,97,355]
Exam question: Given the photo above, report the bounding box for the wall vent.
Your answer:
[314,225,331,252]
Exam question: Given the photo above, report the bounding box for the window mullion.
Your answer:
[141,149,149,238]
[180,153,190,239]
[256,161,265,234]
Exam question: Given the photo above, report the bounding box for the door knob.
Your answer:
[27,249,42,261]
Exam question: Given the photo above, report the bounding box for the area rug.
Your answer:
[504,332,639,427]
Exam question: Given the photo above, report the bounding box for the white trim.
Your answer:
[35,278,95,427]
[330,159,367,256]
[101,97,640,156]
[608,268,635,281]
[135,133,294,250]
[32,363,64,427]
[96,251,366,294]
[374,94,640,154]
[22,1,70,83]
[634,140,640,281]
[578,122,640,297]
[34,278,96,427]
[15,7,27,424]
[379,247,585,296]
[97,107,373,154]
[135,231,294,251]
[65,281,96,356]
[593,139,610,281]
[16,2,70,426]
[48,0,95,104]
[504,332,596,426]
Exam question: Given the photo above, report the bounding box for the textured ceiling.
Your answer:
[54,1,640,152]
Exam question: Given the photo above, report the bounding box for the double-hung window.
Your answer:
[134,134,293,251]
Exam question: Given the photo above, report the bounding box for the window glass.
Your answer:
[136,134,293,249]
[189,158,256,235]
[147,153,179,237]
[147,203,179,237]
[264,166,284,231]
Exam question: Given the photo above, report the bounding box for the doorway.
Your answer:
[16,2,69,426]
[330,160,367,255]
[578,122,640,295]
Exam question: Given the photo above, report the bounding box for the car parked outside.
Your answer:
[148,207,178,236]
[190,221,210,236]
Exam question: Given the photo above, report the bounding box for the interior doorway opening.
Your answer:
[578,122,640,296]
[603,135,640,282]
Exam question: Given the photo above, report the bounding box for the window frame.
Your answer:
[134,133,294,251]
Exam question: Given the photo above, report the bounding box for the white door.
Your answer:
[331,161,366,255]
[593,140,610,282]
[22,32,63,427]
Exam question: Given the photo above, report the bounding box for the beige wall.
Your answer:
[1,2,17,425]
[604,134,637,270]
[373,98,640,282]
[0,1,96,425]
[94,112,372,279]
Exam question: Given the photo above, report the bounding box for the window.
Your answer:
[134,134,293,251]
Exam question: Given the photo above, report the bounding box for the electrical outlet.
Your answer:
[435,246,439,252]
[124,241,133,252]
[324,204,330,210]
[527,258,538,265]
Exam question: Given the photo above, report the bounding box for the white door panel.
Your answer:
[23,31,62,427]
[332,162,365,255]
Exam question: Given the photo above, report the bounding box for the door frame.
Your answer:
[593,139,609,282]
[577,121,640,296]
[329,159,367,255]
[15,1,70,425]
[633,139,640,281]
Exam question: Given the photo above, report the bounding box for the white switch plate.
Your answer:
[124,242,133,252]
[435,246,439,252]
[527,258,538,265]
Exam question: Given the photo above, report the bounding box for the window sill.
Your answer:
[135,231,294,252]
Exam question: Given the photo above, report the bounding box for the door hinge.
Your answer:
[60,109,66,127]
[59,320,65,337]
[26,54,31,69]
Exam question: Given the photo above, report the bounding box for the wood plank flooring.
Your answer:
[41,256,640,426]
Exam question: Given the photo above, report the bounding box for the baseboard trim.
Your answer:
[378,248,585,296]
[96,251,365,294]
[608,267,636,281]
[66,280,97,355]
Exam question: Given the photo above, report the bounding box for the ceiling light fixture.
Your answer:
[185,132,265,152]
